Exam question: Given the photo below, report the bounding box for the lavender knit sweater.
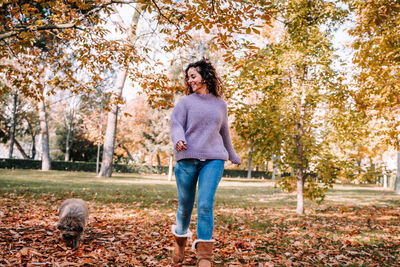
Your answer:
[170,92,241,164]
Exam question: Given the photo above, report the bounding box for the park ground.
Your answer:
[0,169,400,266]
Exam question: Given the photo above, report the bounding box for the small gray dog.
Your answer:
[57,198,88,249]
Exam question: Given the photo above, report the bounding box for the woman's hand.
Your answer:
[176,140,187,151]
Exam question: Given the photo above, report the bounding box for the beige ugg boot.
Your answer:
[172,225,192,265]
[192,240,214,267]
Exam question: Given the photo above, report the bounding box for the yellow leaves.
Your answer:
[34,20,45,26]
[3,0,267,112]
[21,4,31,11]
[252,27,260,34]
[245,25,262,35]
[123,112,132,118]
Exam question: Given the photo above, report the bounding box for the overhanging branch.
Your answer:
[0,0,138,41]
[150,0,180,30]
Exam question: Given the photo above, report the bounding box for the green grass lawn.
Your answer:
[1,169,400,266]
[1,169,398,209]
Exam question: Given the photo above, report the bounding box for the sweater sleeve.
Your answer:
[170,100,187,147]
[220,102,241,165]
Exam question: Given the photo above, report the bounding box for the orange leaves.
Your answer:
[1,0,274,103]
[1,194,400,265]
[346,229,360,236]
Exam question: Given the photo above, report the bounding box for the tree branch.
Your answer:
[0,128,30,159]
[150,0,179,30]
[0,0,138,41]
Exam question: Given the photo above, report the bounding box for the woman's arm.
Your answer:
[220,103,241,165]
[170,101,187,149]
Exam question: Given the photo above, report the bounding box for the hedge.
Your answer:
[0,158,271,179]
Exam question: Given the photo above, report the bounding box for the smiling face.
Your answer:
[187,67,209,94]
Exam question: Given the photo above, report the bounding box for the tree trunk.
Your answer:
[295,85,306,215]
[1,128,29,159]
[65,125,71,161]
[38,98,51,171]
[26,119,37,159]
[383,173,388,188]
[96,140,101,174]
[168,155,173,181]
[65,108,76,162]
[96,116,103,173]
[118,143,134,162]
[156,153,161,166]
[97,77,125,177]
[396,150,400,194]
[98,4,141,177]
[8,91,18,158]
[31,134,36,159]
[296,173,305,214]
[247,139,254,179]
[272,154,278,181]
[98,69,128,177]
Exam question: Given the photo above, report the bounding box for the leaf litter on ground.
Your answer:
[1,193,400,266]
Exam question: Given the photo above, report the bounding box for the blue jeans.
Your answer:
[174,159,224,240]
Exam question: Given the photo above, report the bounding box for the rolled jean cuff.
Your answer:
[172,225,192,238]
[191,239,215,252]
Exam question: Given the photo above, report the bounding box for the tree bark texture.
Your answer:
[65,126,71,161]
[96,116,103,173]
[156,153,161,166]
[96,140,101,174]
[396,150,400,194]
[98,4,141,177]
[296,85,306,215]
[30,134,36,159]
[247,139,254,179]
[38,98,51,171]
[64,110,75,162]
[168,155,173,181]
[8,91,18,158]
[272,154,279,181]
[25,119,37,159]
[97,69,128,177]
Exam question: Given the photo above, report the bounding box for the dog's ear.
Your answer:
[57,224,64,230]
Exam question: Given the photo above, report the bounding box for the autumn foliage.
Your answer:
[1,170,400,266]
[1,193,400,266]
[1,0,400,224]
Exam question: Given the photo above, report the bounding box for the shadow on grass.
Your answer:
[325,186,400,206]
[328,188,395,195]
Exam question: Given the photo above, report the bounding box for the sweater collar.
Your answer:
[192,92,215,98]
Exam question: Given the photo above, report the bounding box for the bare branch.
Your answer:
[0,31,18,41]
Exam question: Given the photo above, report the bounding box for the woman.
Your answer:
[170,58,241,266]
